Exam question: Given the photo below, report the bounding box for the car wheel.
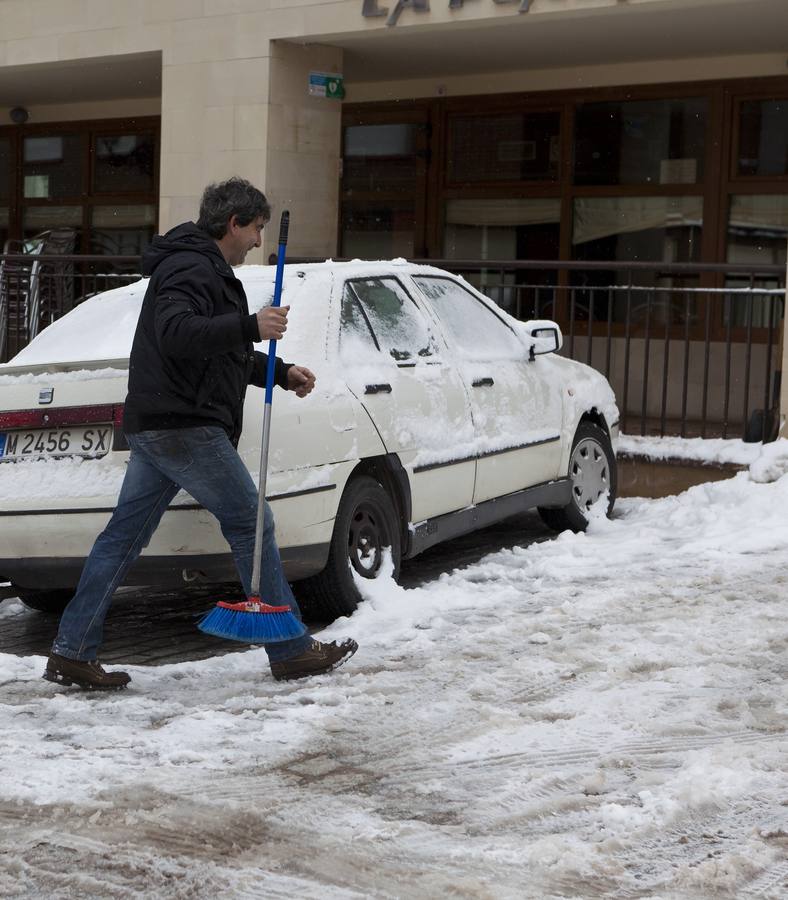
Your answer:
[295,475,402,619]
[538,421,617,533]
[14,586,73,614]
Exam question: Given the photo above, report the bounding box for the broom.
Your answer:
[198,210,307,644]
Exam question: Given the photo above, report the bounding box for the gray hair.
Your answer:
[196,177,271,238]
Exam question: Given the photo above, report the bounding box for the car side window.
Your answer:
[341,277,438,363]
[412,276,525,360]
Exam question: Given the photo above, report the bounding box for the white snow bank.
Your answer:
[618,432,763,466]
[619,433,788,484]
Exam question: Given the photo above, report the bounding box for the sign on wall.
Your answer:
[362,0,531,27]
[309,72,346,99]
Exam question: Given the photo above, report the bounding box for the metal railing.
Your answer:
[296,256,787,442]
[1,253,785,441]
[0,254,141,362]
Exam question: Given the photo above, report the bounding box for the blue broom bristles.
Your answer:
[198,605,306,643]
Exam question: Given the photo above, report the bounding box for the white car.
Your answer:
[0,261,619,618]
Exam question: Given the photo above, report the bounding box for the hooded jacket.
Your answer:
[123,222,291,445]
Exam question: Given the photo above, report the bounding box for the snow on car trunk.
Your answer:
[0,456,785,897]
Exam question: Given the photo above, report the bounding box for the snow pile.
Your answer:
[620,432,788,485]
[618,431,763,466]
[749,437,788,483]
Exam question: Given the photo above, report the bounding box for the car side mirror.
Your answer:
[520,319,563,358]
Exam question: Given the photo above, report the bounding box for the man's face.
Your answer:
[226,215,266,266]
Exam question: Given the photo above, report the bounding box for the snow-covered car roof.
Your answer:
[2,259,453,371]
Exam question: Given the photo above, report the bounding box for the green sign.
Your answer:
[309,72,345,100]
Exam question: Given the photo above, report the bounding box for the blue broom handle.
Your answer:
[251,210,289,598]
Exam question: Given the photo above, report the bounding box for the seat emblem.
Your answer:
[38,387,54,405]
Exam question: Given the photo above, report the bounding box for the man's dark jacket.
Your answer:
[123,222,291,445]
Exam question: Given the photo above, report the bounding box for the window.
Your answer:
[725,194,788,326]
[572,196,703,325]
[573,196,703,263]
[443,198,560,261]
[343,124,418,191]
[341,198,417,259]
[574,97,707,186]
[448,111,560,183]
[0,118,159,256]
[737,99,788,177]
[413,276,525,360]
[23,206,82,239]
[341,278,437,362]
[23,134,82,199]
[341,122,425,258]
[93,133,156,193]
[91,204,156,256]
[727,194,788,267]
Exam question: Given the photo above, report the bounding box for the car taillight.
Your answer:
[0,404,128,451]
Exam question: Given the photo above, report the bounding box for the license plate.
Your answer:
[0,425,113,461]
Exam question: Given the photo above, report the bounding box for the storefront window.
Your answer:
[443,198,560,316]
[341,122,423,257]
[343,124,418,191]
[574,98,707,186]
[725,194,788,326]
[23,205,82,235]
[1,119,158,256]
[572,196,703,324]
[738,99,788,177]
[23,135,82,199]
[573,196,703,261]
[443,198,560,259]
[448,111,560,183]
[93,133,156,193]
[91,204,156,256]
[341,199,416,258]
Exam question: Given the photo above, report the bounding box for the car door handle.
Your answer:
[472,377,494,387]
[365,383,392,394]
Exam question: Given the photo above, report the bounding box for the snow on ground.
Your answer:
[1,468,786,898]
[617,432,768,467]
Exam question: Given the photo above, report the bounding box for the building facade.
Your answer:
[0,0,787,431]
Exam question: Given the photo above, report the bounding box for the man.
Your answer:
[45,177,357,691]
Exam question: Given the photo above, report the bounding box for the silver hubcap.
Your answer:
[569,437,609,511]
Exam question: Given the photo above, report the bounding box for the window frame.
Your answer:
[342,74,788,343]
[0,115,159,255]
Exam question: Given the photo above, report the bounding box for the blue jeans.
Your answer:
[52,426,311,664]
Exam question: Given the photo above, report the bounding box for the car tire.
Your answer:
[295,475,402,619]
[14,586,73,614]
[538,421,617,533]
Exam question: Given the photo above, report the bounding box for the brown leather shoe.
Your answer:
[44,653,131,691]
[270,638,358,682]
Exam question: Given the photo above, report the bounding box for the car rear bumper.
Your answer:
[0,543,329,592]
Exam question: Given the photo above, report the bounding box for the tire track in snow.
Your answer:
[742,860,788,897]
